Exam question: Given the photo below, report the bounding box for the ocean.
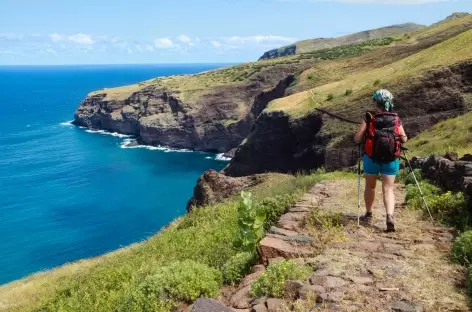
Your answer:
[0,64,231,285]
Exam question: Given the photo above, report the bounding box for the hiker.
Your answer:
[354,89,408,232]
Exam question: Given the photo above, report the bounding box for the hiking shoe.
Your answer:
[359,212,373,225]
[386,214,396,232]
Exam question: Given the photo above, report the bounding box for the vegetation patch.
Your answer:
[251,260,312,298]
[123,260,222,312]
[452,231,472,266]
[305,209,346,250]
[222,252,257,285]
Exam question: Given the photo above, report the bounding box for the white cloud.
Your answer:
[177,34,191,44]
[49,33,94,45]
[154,38,175,48]
[279,0,451,3]
[68,34,94,45]
[211,40,222,48]
[226,35,296,44]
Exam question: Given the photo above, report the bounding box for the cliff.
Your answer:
[74,60,309,153]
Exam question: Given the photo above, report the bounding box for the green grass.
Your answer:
[407,112,472,157]
[1,173,335,312]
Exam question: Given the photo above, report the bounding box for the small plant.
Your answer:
[222,251,257,284]
[404,169,423,185]
[306,209,344,248]
[373,79,381,86]
[345,89,353,96]
[251,260,312,298]
[307,75,314,80]
[234,192,267,252]
[405,181,441,209]
[452,231,472,265]
[129,260,222,311]
[259,193,299,230]
[428,192,468,228]
[326,93,334,101]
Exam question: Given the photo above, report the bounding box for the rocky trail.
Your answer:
[201,179,470,312]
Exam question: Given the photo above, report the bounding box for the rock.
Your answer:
[187,170,264,211]
[230,285,253,309]
[277,220,301,232]
[460,154,472,162]
[310,275,348,289]
[191,298,233,312]
[299,284,325,299]
[266,234,313,244]
[252,265,266,273]
[251,296,267,306]
[224,148,238,159]
[349,276,374,285]
[251,304,268,312]
[239,271,265,289]
[391,300,423,312]
[268,226,299,237]
[444,152,459,161]
[266,298,286,312]
[258,236,313,265]
[284,280,304,299]
[316,291,343,303]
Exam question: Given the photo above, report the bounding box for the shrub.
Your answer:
[251,260,312,298]
[128,260,222,311]
[222,252,257,284]
[428,191,468,229]
[452,231,472,265]
[373,79,381,86]
[468,266,472,295]
[259,193,299,230]
[405,169,423,185]
[307,75,314,80]
[345,89,353,96]
[405,181,441,209]
[326,93,334,101]
[234,192,266,252]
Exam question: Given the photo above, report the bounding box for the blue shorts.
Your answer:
[363,155,399,176]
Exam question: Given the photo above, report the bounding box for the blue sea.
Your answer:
[0,64,231,285]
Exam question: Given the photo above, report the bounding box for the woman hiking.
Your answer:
[354,89,408,232]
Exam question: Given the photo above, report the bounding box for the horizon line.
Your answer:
[0,62,242,67]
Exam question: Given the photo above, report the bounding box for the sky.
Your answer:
[1,0,472,65]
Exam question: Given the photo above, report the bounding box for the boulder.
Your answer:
[251,304,268,312]
[266,298,286,312]
[230,285,253,309]
[460,154,472,162]
[187,170,264,211]
[258,236,313,265]
[191,298,233,312]
[444,152,459,161]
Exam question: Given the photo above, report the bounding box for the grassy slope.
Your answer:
[407,111,472,157]
[89,57,304,102]
[0,172,357,312]
[268,24,472,117]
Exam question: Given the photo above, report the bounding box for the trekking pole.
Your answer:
[401,147,435,225]
[357,144,362,227]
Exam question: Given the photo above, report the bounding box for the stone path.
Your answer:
[224,179,470,312]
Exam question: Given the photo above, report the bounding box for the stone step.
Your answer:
[258,236,313,265]
[268,226,299,237]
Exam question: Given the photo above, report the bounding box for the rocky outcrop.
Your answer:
[259,45,297,61]
[74,64,302,153]
[186,170,267,211]
[224,61,472,177]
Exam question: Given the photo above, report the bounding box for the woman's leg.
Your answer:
[382,175,396,231]
[364,175,377,213]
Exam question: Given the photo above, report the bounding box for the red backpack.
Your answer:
[364,112,401,163]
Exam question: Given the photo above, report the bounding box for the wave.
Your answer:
[85,129,133,138]
[215,153,232,161]
[59,120,74,126]
[120,139,192,153]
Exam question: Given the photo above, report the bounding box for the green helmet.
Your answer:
[372,89,394,111]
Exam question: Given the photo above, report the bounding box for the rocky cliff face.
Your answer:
[74,64,304,153]
[224,62,472,177]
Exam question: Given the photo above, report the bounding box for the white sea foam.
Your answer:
[120,139,192,153]
[215,153,232,161]
[59,120,74,126]
[85,129,132,138]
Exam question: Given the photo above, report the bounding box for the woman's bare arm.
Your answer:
[354,120,367,144]
[399,125,408,143]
